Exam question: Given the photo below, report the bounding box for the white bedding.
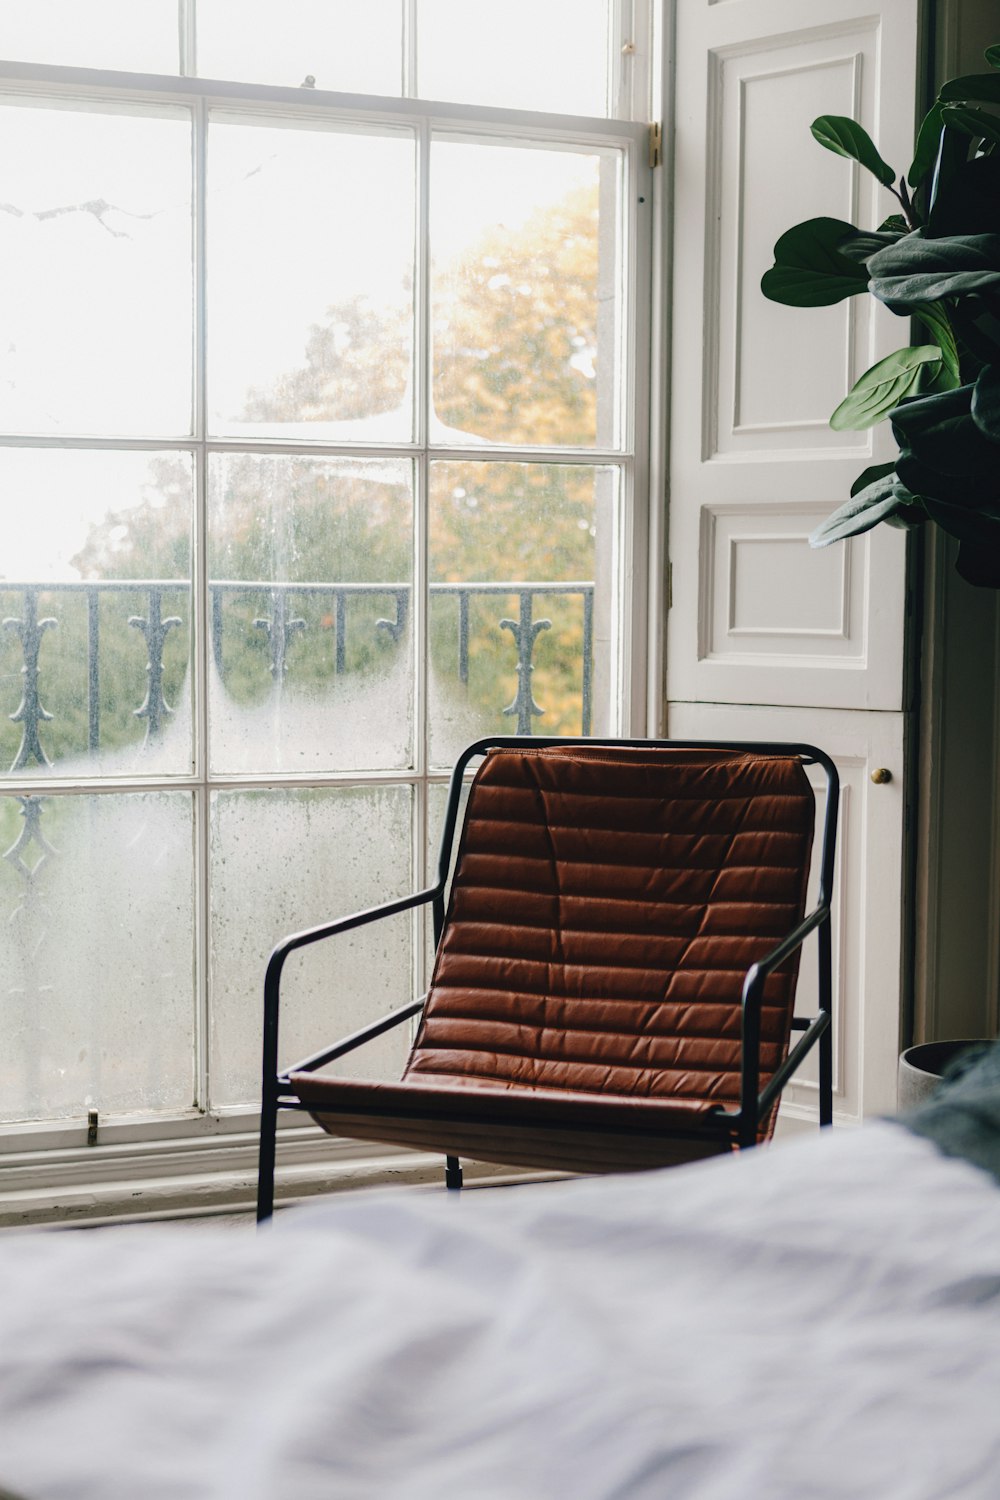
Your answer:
[0,1122,998,1499]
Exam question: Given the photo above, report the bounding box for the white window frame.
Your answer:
[0,10,666,1222]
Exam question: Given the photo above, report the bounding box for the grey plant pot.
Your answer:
[897,1039,994,1112]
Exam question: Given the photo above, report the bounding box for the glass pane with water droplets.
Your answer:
[428,460,617,767]
[0,790,195,1124]
[0,449,194,779]
[430,136,623,448]
[208,783,413,1108]
[207,452,413,774]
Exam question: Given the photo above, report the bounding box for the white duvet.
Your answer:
[0,1122,998,1499]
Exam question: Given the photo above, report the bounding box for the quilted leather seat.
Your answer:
[284,744,818,1175]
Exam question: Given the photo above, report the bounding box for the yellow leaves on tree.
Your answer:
[433,184,602,448]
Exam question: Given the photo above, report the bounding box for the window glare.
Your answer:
[0,0,179,73]
[0,2,620,119]
[196,0,402,94]
[417,0,611,116]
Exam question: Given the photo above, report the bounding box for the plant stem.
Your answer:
[893,176,920,230]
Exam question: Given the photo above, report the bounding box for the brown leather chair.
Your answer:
[257,738,838,1219]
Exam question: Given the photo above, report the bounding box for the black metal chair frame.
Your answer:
[257,737,839,1221]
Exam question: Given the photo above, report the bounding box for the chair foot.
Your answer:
[445,1155,463,1190]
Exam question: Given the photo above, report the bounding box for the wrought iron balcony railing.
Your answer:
[1,578,595,772]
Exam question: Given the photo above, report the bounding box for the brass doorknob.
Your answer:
[870,767,892,785]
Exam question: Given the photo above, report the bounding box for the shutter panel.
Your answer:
[666,0,921,1119]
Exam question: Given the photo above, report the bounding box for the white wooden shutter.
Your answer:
[666,0,921,1121]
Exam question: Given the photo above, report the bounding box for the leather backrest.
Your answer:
[405,746,816,1114]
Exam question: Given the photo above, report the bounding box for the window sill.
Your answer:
[0,1125,556,1227]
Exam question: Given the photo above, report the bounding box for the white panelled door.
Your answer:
[667,0,921,1120]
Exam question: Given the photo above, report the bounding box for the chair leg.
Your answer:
[819,1016,833,1128]
[257,1087,279,1224]
[445,1155,463,1190]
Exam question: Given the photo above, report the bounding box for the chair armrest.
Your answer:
[279,995,426,1082]
[737,903,831,1129]
[262,886,439,1093]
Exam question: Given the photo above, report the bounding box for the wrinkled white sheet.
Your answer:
[0,1122,998,1499]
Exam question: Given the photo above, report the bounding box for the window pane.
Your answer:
[428,461,617,766]
[431,138,622,448]
[0,1,179,73]
[208,453,413,774]
[207,115,416,439]
[0,449,193,778]
[209,784,413,1108]
[0,790,195,1123]
[417,0,611,116]
[0,98,193,436]
[197,0,402,94]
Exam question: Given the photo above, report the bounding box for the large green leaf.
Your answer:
[850,462,896,497]
[940,103,1000,150]
[810,473,914,547]
[867,230,1000,310]
[848,463,925,529]
[761,217,869,306]
[892,385,1000,511]
[939,72,1000,104]
[837,227,907,264]
[810,116,896,185]
[972,364,1000,440]
[892,385,980,473]
[909,102,945,187]
[829,346,948,431]
[913,301,961,380]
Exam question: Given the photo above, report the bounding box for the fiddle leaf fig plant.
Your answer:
[762,45,1000,586]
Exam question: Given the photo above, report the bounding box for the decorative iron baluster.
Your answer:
[254,588,306,678]
[375,589,409,644]
[3,794,56,906]
[3,795,56,1109]
[457,591,470,685]
[129,589,182,740]
[211,586,224,677]
[334,590,346,674]
[4,589,57,771]
[500,592,551,735]
[581,588,594,737]
[87,587,100,754]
